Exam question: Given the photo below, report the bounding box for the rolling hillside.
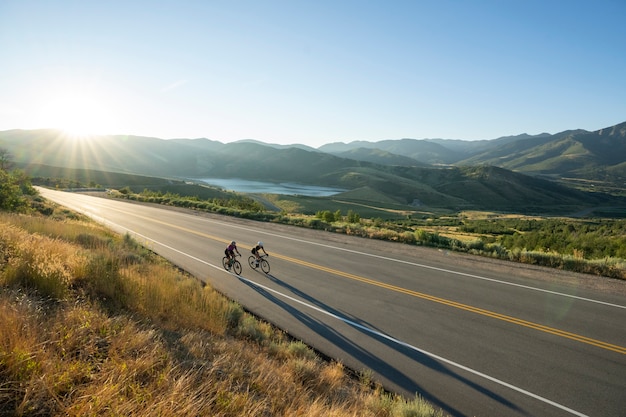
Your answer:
[457,124,626,175]
[326,164,613,211]
[320,138,465,165]
[1,125,624,213]
[318,121,626,189]
[0,129,223,177]
[329,147,429,167]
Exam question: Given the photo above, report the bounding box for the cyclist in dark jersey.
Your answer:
[251,241,268,266]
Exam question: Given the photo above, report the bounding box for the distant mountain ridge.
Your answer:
[319,122,626,189]
[1,121,624,213]
[319,138,466,164]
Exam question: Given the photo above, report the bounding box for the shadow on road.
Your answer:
[240,272,525,417]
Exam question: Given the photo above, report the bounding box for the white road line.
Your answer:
[54,192,626,311]
[37,193,590,416]
[119,225,590,417]
[192,215,626,310]
[239,277,590,417]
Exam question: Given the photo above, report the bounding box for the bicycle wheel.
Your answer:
[232,260,243,275]
[260,259,270,274]
[222,257,230,270]
[248,255,257,269]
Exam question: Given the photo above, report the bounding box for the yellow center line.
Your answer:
[118,208,626,355]
[275,253,626,355]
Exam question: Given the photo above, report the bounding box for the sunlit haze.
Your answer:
[1,0,625,147]
[40,92,117,137]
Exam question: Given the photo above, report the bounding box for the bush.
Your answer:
[0,169,32,212]
[347,210,361,223]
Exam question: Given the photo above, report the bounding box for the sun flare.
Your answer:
[42,92,116,138]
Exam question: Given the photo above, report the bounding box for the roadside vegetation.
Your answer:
[110,187,626,280]
[1,160,446,416]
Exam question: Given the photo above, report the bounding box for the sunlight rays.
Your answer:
[33,130,129,180]
[39,88,118,138]
[32,85,133,176]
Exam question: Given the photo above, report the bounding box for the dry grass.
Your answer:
[458,211,542,220]
[0,211,446,417]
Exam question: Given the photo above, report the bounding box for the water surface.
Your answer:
[197,178,346,196]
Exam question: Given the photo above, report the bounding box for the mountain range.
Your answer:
[1,120,625,213]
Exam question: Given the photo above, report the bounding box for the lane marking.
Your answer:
[54,196,626,355]
[222,224,626,310]
[274,253,626,355]
[70,200,626,355]
[236,277,591,417]
[51,191,626,310]
[38,192,598,416]
[88,222,593,417]
[129,202,625,310]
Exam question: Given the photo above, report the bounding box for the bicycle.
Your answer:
[248,254,270,274]
[222,255,242,275]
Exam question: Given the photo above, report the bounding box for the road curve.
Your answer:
[37,188,626,417]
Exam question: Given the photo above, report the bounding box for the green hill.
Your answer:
[1,127,624,214]
[317,121,626,190]
[458,124,626,176]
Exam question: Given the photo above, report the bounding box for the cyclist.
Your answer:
[224,241,240,269]
[251,241,268,266]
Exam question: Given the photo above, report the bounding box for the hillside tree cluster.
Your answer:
[0,148,36,212]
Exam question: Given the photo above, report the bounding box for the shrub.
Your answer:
[287,340,317,360]
[347,210,361,223]
[0,169,31,212]
[226,302,244,329]
[236,316,270,342]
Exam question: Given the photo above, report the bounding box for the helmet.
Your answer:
[231,241,236,245]
[257,241,263,247]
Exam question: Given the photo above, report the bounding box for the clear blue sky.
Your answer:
[2,0,625,147]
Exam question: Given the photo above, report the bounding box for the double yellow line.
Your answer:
[115,208,626,355]
[274,253,626,355]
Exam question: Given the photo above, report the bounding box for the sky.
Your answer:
[1,0,625,147]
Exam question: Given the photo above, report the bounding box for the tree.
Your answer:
[0,149,36,212]
[0,169,30,211]
[347,210,361,223]
[0,148,14,171]
[315,210,336,223]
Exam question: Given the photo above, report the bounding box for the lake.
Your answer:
[197,178,346,196]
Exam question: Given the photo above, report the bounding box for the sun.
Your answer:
[41,92,116,138]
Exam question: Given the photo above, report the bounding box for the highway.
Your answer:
[37,188,626,417]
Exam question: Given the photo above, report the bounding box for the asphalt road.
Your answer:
[37,188,626,417]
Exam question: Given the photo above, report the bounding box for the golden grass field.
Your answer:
[0,210,446,416]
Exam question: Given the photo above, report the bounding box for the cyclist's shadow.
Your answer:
[240,271,519,417]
